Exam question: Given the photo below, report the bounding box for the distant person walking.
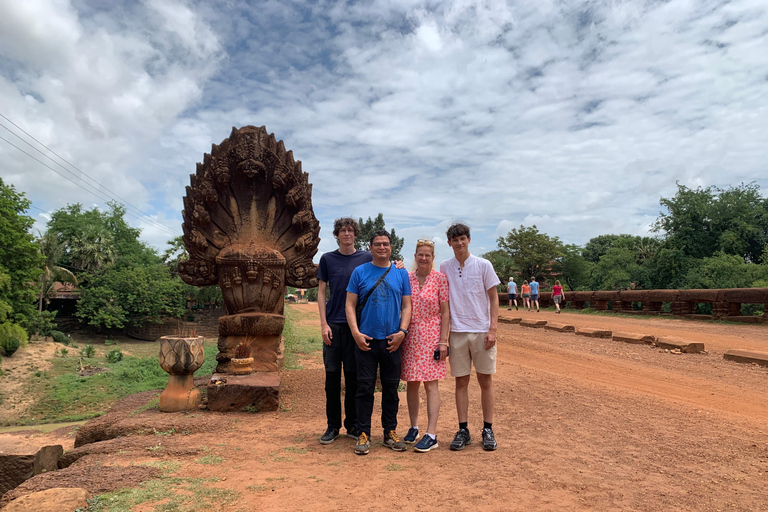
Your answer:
[552,280,565,314]
[529,278,540,312]
[507,277,518,311]
[521,280,531,311]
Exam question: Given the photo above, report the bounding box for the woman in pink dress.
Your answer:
[400,239,450,452]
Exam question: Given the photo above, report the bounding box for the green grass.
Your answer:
[282,306,323,370]
[82,476,238,512]
[195,455,225,465]
[7,341,219,426]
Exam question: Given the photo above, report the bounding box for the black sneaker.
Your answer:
[449,428,471,451]
[383,430,407,451]
[319,427,340,445]
[355,432,370,455]
[516,306,519,311]
[482,427,498,451]
[346,427,360,440]
[404,426,419,444]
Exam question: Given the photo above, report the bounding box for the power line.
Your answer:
[0,113,180,237]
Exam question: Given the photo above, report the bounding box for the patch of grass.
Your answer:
[282,307,323,370]
[196,455,225,465]
[83,476,238,512]
[384,463,405,471]
[246,484,267,492]
[154,428,175,436]
[140,460,182,475]
[13,342,217,426]
[283,446,308,454]
[147,444,164,452]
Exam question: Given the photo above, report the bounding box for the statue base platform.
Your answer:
[206,372,280,412]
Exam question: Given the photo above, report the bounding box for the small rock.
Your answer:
[3,487,89,512]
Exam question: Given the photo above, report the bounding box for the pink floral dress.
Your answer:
[401,270,449,382]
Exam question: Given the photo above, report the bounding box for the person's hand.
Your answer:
[386,331,406,352]
[354,332,372,351]
[484,331,496,350]
[321,324,333,346]
[394,260,406,270]
[439,344,448,361]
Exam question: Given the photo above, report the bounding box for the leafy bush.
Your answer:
[80,344,96,358]
[106,348,123,363]
[28,310,58,338]
[58,347,69,357]
[50,330,69,345]
[0,321,28,356]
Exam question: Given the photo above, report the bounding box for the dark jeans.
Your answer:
[323,323,357,431]
[355,339,401,437]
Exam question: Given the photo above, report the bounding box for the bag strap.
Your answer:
[357,263,393,315]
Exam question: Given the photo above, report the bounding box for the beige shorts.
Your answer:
[449,332,496,377]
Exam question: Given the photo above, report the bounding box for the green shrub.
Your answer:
[0,322,28,355]
[28,310,57,338]
[50,330,69,345]
[80,344,96,358]
[2,336,20,356]
[106,348,123,363]
[58,347,69,357]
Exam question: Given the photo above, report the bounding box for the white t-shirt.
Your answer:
[439,254,501,333]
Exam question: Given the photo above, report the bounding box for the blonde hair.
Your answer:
[555,280,561,286]
[411,239,436,271]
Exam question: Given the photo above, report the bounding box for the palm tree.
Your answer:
[37,231,78,311]
[70,226,115,272]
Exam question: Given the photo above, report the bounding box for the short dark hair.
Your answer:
[333,217,359,237]
[369,229,391,246]
[446,223,470,240]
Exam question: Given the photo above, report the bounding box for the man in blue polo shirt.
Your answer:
[529,277,540,312]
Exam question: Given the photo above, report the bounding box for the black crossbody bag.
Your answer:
[355,264,392,326]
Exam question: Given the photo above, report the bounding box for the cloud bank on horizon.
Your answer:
[1,0,766,265]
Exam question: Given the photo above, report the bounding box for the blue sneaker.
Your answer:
[404,427,419,444]
[414,434,438,452]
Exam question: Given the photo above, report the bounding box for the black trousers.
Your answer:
[323,323,357,431]
[355,339,401,437]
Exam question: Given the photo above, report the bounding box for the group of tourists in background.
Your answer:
[317,219,499,455]
[508,278,565,314]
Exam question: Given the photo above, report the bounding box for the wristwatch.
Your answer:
[398,328,409,336]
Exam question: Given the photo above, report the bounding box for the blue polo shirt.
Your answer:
[347,263,411,339]
[529,281,540,295]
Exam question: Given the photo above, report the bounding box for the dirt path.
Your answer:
[5,304,768,511]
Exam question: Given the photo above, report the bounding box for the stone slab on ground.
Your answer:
[725,316,765,324]
[612,332,656,345]
[723,349,768,367]
[0,445,63,496]
[2,487,89,512]
[575,328,612,339]
[499,317,522,324]
[206,372,280,412]
[544,323,575,332]
[655,336,706,354]
[520,319,547,328]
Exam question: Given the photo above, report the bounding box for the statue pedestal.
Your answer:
[206,372,280,412]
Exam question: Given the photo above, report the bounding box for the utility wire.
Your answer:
[0,133,177,238]
[0,113,180,237]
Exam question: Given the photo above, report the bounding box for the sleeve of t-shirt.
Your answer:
[399,269,411,296]
[318,254,329,282]
[483,261,501,290]
[346,267,361,295]
[438,273,449,302]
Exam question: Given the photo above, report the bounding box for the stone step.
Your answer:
[575,327,612,338]
[520,319,547,328]
[499,317,522,324]
[612,332,656,345]
[544,323,575,332]
[0,445,63,496]
[655,336,705,354]
[723,349,768,367]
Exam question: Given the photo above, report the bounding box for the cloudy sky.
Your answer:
[1,0,767,265]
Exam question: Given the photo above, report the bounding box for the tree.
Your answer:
[654,182,768,263]
[76,264,185,329]
[582,234,641,263]
[553,244,592,291]
[496,225,563,281]
[589,248,645,290]
[0,178,43,327]
[354,213,405,261]
[482,249,516,289]
[37,230,78,311]
[642,248,694,289]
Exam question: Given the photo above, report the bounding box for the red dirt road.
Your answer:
[5,305,768,511]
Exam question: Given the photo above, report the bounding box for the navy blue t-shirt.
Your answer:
[347,263,411,339]
[318,249,373,323]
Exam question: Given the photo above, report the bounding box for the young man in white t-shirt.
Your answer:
[439,223,500,451]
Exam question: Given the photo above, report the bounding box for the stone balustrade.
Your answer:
[499,287,768,323]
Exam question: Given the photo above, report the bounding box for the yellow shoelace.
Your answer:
[358,432,368,444]
[388,431,400,443]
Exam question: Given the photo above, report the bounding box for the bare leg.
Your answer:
[476,373,494,423]
[406,381,421,427]
[455,375,470,423]
[424,380,440,435]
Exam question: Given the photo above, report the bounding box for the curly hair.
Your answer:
[333,217,360,237]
